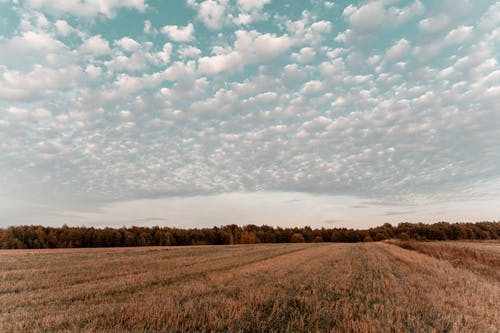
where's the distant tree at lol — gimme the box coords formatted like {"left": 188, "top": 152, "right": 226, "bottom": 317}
{"left": 239, "top": 231, "right": 257, "bottom": 244}
{"left": 399, "top": 232, "right": 410, "bottom": 241}
{"left": 313, "top": 236, "right": 323, "bottom": 242}
{"left": 374, "top": 232, "right": 388, "bottom": 241}
{"left": 290, "top": 233, "right": 305, "bottom": 243}
{"left": 363, "top": 235, "right": 373, "bottom": 242}
{"left": 1, "top": 221, "right": 499, "bottom": 248}
{"left": 219, "top": 231, "right": 234, "bottom": 245}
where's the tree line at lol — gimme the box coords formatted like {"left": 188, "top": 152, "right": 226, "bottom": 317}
{"left": 0, "top": 221, "right": 499, "bottom": 249}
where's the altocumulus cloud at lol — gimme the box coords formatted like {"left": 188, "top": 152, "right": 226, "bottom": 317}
{"left": 0, "top": 0, "right": 499, "bottom": 227}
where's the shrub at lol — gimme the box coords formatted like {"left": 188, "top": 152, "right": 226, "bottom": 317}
{"left": 290, "top": 233, "right": 305, "bottom": 243}
{"left": 399, "top": 232, "right": 410, "bottom": 241}
{"left": 313, "top": 236, "right": 323, "bottom": 242}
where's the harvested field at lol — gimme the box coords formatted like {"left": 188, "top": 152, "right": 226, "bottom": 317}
{"left": 1, "top": 242, "right": 499, "bottom": 332}
{"left": 390, "top": 240, "right": 500, "bottom": 281}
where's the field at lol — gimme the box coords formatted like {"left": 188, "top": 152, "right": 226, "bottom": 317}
{"left": 1, "top": 242, "right": 499, "bottom": 332}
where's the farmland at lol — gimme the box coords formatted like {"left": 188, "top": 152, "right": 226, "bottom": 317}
{"left": 1, "top": 242, "right": 499, "bottom": 332}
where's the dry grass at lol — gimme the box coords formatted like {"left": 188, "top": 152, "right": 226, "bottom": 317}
{"left": 1, "top": 242, "right": 499, "bottom": 332}
{"left": 389, "top": 240, "right": 500, "bottom": 282}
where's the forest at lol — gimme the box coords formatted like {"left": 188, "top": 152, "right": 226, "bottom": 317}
{"left": 1, "top": 221, "right": 499, "bottom": 249}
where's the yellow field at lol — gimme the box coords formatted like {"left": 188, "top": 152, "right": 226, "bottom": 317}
{"left": 1, "top": 242, "right": 499, "bottom": 332}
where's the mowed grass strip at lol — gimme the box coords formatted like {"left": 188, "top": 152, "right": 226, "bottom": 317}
{"left": 389, "top": 240, "right": 500, "bottom": 282}
{"left": 1, "top": 242, "right": 499, "bottom": 332}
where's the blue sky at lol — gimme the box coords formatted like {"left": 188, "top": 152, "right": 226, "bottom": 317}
{"left": 0, "top": 0, "right": 499, "bottom": 228}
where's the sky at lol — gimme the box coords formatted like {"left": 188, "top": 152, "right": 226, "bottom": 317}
{"left": 0, "top": 0, "right": 499, "bottom": 229}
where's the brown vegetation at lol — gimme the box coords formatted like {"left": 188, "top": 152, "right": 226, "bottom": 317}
{"left": 389, "top": 240, "right": 500, "bottom": 282}
{"left": 1, "top": 221, "right": 499, "bottom": 249}
{"left": 1, "top": 242, "right": 499, "bottom": 332}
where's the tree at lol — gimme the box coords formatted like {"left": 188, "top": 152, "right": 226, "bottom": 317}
{"left": 363, "top": 235, "right": 373, "bottom": 242}
{"left": 239, "top": 231, "right": 257, "bottom": 244}
{"left": 290, "top": 233, "right": 305, "bottom": 243}
{"left": 399, "top": 232, "right": 410, "bottom": 241}
{"left": 313, "top": 236, "right": 323, "bottom": 242}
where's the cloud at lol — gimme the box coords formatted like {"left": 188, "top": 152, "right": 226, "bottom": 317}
{"left": 54, "top": 20, "right": 74, "bottom": 36}
{"left": 0, "top": 31, "right": 68, "bottom": 68}
{"left": 25, "top": 0, "right": 147, "bottom": 18}
{"left": 285, "top": 14, "right": 332, "bottom": 46}
{"left": 291, "top": 47, "right": 316, "bottom": 63}
{"left": 340, "top": 1, "right": 424, "bottom": 44}
{"left": 188, "top": 0, "right": 228, "bottom": 30}
{"left": 198, "top": 29, "right": 294, "bottom": 75}
{"left": 444, "top": 25, "right": 474, "bottom": 44}
{"left": 237, "top": 0, "right": 270, "bottom": 12}
{"left": 104, "top": 53, "right": 148, "bottom": 72}
{"left": 300, "top": 80, "right": 324, "bottom": 94}
{"left": 198, "top": 52, "right": 242, "bottom": 75}
{"left": 235, "top": 29, "right": 294, "bottom": 60}
{"left": 80, "top": 35, "right": 111, "bottom": 55}
{"left": 178, "top": 46, "right": 202, "bottom": 59}
{"left": 1, "top": 0, "right": 499, "bottom": 226}
{"left": 419, "top": 15, "right": 450, "bottom": 33}
{"left": 114, "top": 37, "right": 141, "bottom": 52}
{"left": 385, "top": 39, "right": 411, "bottom": 62}
{"left": 478, "top": 2, "right": 500, "bottom": 31}
{"left": 0, "top": 65, "right": 81, "bottom": 101}
{"left": 343, "top": 2, "right": 386, "bottom": 32}
{"left": 161, "top": 23, "right": 194, "bottom": 42}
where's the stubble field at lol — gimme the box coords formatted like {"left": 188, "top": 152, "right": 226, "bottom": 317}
{"left": 1, "top": 241, "right": 499, "bottom": 332}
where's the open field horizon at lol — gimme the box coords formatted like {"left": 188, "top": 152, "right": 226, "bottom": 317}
{"left": 1, "top": 241, "right": 499, "bottom": 332}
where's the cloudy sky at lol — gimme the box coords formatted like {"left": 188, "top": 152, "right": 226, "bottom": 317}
{"left": 0, "top": 0, "right": 499, "bottom": 229}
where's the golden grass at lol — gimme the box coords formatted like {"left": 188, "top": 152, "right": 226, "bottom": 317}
{"left": 389, "top": 240, "right": 500, "bottom": 282}
{"left": 1, "top": 242, "right": 499, "bottom": 332}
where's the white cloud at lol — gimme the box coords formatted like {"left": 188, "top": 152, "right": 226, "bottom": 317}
{"left": 54, "top": 20, "right": 73, "bottom": 36}
{"left": 105, "top": 53, "right": 148, "bottom": 72}
{"left": 478, "top": 3, "right": 500, "bottom": 31}
{"left": 235, "top": 29, "right": 294, "bottom": 60}
{"left": 152, "top": 43, "right": 173, "bottom": 65}
{"left": 80, "top": 35, "right": 111, "bottom": 55}
{"left": 161, "top": 23, "right": 194, "bottom": 42}
{"left": 2, "top": 65, "right": 81, "bottom": 91}
{"left": 6, "top": 107, "right": 30, "bottom": 120}
{"left": 0, "top": 31, "right": 67, "bottom": 67}
{"left": 385, "top": 39, "right": 411, "bottom": 62}
{"left": 340, "top": 1, "right": 423, "bottom": 44}
{"left": 178, "top": 46, "right": 202, "bottom": 59}
{"left": 237, "top": 0, "right": 270, "bottom": 12}
{"left": 2, "top": 0, "right": 500, "bottom": 225}
{"left": 232, "top": 13, "right": 253, "bottom": 25}
{"left": 190, "top": 0, "right": 228, "bottom": 30}
{"left": 198, "top": 29, "right": 294, "bottom": 75}
{"left": 25, "top": 0, "right": 147, "bottom": 18}
{"left": 343, "top": 2, "right": 385, "bottom": 31}
{"left": 291, "top": 47, "right": 316, "bottom": 63}
{"left": 144, "top": 20, "right": 155, "bottom": 34}
{"left": 444, "top": 26, "right": 474, "bottom": 45}
{"left": 198, "top": 52, "right": 243, "bottom": 75}
{"left": 325, "top": 2, "right": 335, "bottom": 9}
{"left": 419, "top": 15, "right": 450, "bottom": 33}
{"left": 85, "top": 65, "right": 102, "bottom": 79}
{"left": 114, "top": 37, "right": 141, "bottom": 52}
{"left": 301, "top": 80, "right": 324, "bottom": 94}
{"left": 32, "top": 108, "right": 52, "bottom": 119}
{"left": 286, "top": 15, "right": 332, "bottom": 45}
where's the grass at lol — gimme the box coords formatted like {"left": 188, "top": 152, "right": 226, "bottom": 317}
{"left": 1, "top": 242, "right": 499, "bottom": 332}
{"left": 389, "top": 240, "right": 500, "bottom": 281}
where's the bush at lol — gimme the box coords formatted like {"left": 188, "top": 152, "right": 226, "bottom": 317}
{"left": 313, "top": 236, "right": 323, "bottom": 242}
{"left": 399, "top": 232, "right": 410, "bottom": 241}
{"left": 290, "top": 233, "right": 305, "bottom": 243}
